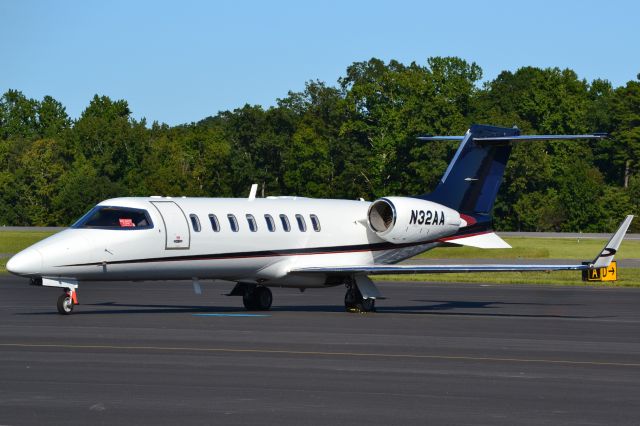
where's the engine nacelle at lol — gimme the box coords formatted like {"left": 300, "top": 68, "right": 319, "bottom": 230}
{"left": 367, "top": 197, "right": 462, "bottom": 243}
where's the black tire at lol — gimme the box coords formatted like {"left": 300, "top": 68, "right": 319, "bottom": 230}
{"left": 344, "top": 288, "right": 358, "bottom": 310}
{"left": 57, "top": 293, "right": 73, "bottom": 315}
{"left": 345, "top": 286, "right": 364, "bottom": 312}
{"left": 254, "top": 286, "right": 273, "bottom": 311}
{"left": 242, "top": 292, "right": 257, "bottom": 310}
{"left": 344, "top": 286, "right": 375, "bottom": 313}
{"left": 243, "top": 286, "right": 273, "bottom": 311}
{"left": 360, "top": 297, "right": 376, "bottom": 312}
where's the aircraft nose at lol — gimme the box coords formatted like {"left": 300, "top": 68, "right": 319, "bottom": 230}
{"left": 6, "top": 248, "right": 43, "bottom": 276}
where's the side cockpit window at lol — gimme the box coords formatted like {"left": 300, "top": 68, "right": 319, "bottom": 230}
{"left": 72, "top": 206, "right": 153, "bottom": 230}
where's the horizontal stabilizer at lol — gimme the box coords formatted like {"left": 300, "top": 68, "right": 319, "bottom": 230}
{"left": 474, "top": 134, "right": 607, "bottom": 143}
{"left": 444, "top": 232, "right": 511, "bottom": 249}
{"left": 417, "top": 136, "right": 465, "bottom": 141}
{"left": 418, "top": 133, "right": 607, "bottom": 143}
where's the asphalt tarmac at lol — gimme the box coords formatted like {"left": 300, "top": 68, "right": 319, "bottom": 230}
{"left": 1, "top": 275, "right": 639, "bottom": 425}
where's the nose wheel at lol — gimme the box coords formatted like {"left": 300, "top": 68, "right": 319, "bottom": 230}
{"left": 56, "top": 289, "right": 78, "bottom": 315}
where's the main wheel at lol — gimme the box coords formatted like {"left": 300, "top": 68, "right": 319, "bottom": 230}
{"left": 254, "top": 286, "right": 272, "bottom": 311}
{"left": 344, "top": 285, "right": 375, "bottom": 313}
{"left": 57, "top": 293, "right": 74, "bottom": 315}
{"left": 242, "top": 292, "right": 257, "bottom": 310}
{"left": 344, "top": 286, "right": 359, "bottom": 311}
{"left": 243, "top": 286, "right": 273, "bottom": 311}
{"left": 360, "top": 297, "right": 376, "bottom": 312}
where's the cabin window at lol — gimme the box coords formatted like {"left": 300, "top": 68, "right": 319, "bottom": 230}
{"left": 246, "top": 214, "right": 258, "bottom": 232}
{"left": 208, "top": 214, "right": 220, "bottom": 232}
{"left": 279, "top": 214, "right": 291, "bottom": 232}
{"left": 190, "top": 214, "right": 201, "bottom": 232}
{"left": 228, "top": 214, "right": 239, "bottom": 232}
{"left": 72, "top": 206, "right": 153, "bottom": 230}
{"left": 265, "top": 214, "right": 276, "bottom": 232}
{"left": 295, "top": 214, "right": 307, "bottom": 232}
{"left": 310, "top": 214, "right": 321, "bottom": 232}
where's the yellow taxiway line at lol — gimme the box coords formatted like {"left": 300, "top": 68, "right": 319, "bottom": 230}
{"left": 1, "top": 342, "right": 638, "bottom": 368}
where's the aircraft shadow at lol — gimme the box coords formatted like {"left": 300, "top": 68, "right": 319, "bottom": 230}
{"left": 375, "top": 299, "right": 606, "bottom": 319}
{"left": 17, "top": 301, "right": 345, "bottom": 315}
{"left": 15, "top": 299, "right": 609, "bottom": 319}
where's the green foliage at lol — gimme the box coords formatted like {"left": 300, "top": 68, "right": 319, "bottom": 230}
{"left": 337, "top": 57, "right": 481, "bottom": 197}
{"left": 0, "top": 58, "right": 638, "bottom": 231}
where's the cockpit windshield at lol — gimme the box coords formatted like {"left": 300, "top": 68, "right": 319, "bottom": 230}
{"left": 72, "top": 206, "right": 153, "bottom": 229}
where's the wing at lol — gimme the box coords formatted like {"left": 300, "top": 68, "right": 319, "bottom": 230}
{"left": 291, "top": 263, "right": 588, "bottom": 275}
{"left": 291, "top": 216, "right": 633, "bottom": 276}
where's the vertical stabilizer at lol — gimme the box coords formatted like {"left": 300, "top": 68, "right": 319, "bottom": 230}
{"left": 419, "top": 124, "right": 519, "bottom": 217}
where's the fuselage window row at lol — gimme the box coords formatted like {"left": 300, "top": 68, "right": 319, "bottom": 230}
{"left": 197, "top": 212, "right": 319, "bottom": 233}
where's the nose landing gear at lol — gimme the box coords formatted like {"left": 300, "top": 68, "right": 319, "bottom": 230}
{"left": 35, "top": 278, "right": 80, "bottom": 315}
{"left": 56, "top": 288, "right": 78, "bottom": 315}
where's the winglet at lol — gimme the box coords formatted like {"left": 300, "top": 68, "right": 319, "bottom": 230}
{"left": 591, "top": 215, "right": 634, "bottom": 268}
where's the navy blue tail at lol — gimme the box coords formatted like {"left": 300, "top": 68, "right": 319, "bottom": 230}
{"left": 418, "top": 124, "right": 520, "bottom": 218}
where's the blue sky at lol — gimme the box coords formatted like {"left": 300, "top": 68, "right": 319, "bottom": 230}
{"left": 1, "top": 0, "right": 638, "bottom": 125}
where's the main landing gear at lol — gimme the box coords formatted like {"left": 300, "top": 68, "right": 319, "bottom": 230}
{"left": 242, "top": 286, "right": 273, "bottom": 311}
{"left": 344, "top": 283, "right": 375, "bottom": 313}
{"left": 56, "top": 288, "right": 78, "bottom": 315}
{"left": 227, "top": 283, "right": 273, "bottom": 311}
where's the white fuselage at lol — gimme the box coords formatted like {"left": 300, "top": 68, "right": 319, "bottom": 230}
{"left": 8, "top": 196, "right": 447, "bottom": 288}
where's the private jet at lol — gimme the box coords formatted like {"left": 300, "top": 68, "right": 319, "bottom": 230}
{"left": 7, "top": 124, "right": 633, "bottom": 314}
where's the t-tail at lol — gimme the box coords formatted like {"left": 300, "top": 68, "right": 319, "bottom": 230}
{"left": 415, "top": 124, "right": 607, "bottom": 248}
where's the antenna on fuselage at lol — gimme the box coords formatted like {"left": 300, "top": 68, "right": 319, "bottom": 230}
{"left": 248, "top": 183, "right": 258, "bottom": 200}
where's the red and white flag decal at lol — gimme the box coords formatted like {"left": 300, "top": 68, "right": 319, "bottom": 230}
{"left": 119, "top": 218, "right": 135, "bottom": 227}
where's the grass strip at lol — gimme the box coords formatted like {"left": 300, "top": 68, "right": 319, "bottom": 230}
{"left": 416, "top": 237, "right": 640, "bottom": 260}
{"left": 0, "top": 231, "right": 58, "bottom": 274}
{"left": 0, "top": 231, "right": 58, "bottom": 254}
{"left": 373, "top": 268, "right": 640, "bottom": 287}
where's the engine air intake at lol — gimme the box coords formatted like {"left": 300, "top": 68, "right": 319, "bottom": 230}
{"left": 366, "top": 196, "right": 462, "bottom": 243}
{"left": 368, "top": 199, "right": 395, "bottom": 232}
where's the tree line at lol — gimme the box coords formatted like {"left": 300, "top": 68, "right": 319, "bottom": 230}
{"left": 1, "top": 57, "right": 639, "bottom": 231}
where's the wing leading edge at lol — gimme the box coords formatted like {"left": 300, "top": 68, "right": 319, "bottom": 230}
{"left": 291, "top": 216, "right": 633, "bottom": 276}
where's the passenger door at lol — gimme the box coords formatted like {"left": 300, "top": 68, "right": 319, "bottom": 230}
{"left": 150, "top": 201, "right": 190, "bottom": 249}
